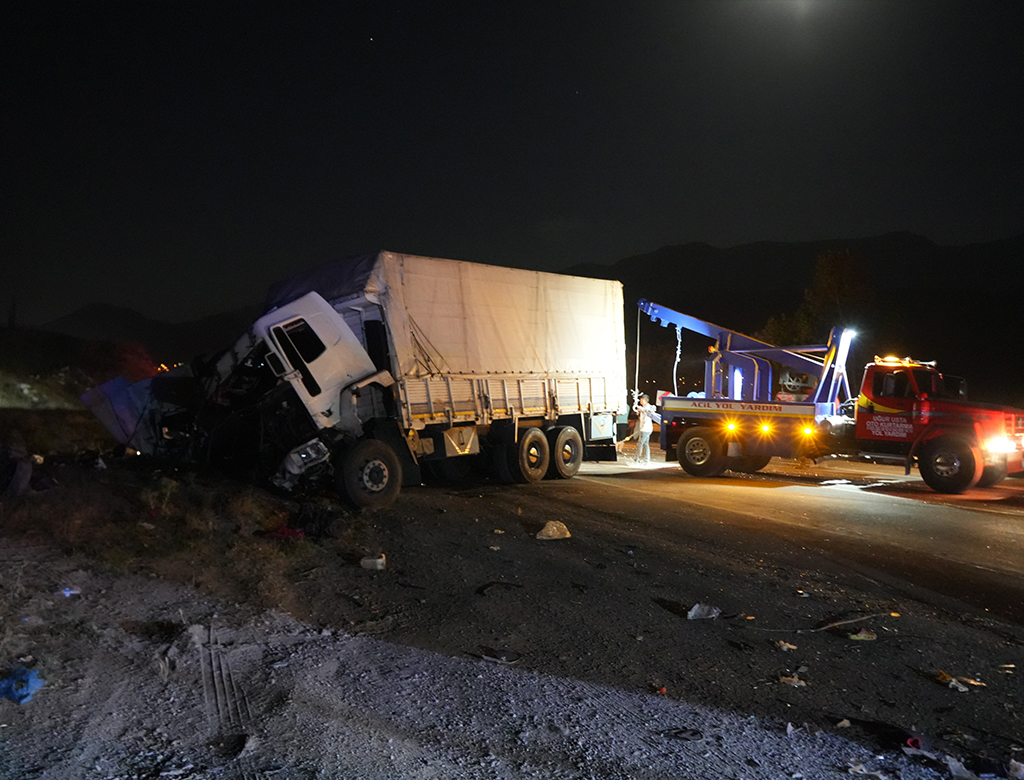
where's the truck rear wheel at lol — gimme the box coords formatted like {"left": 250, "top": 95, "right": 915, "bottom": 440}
{"left": 496, "top": 427, "right": 549, "bottom": 484}
{"left": 336, "top": 439, "right": 402, "bottom": 509}
{"left": 919, "top": 436, "right": 983, "bottom": 494}
{"left": 729, "top": 455, "right": 772, "bottom": 473}
{"left": 677, "top": 427, "right": 726, "bottom": 477}
{"left": 546, "top": 426, "right": 583, "bottom": 479}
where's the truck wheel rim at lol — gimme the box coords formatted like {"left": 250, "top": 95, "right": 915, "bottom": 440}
{"left": 360, "top": 459, "right": 389, "bottom": 492}
{"left": 685, "top": 438, "right": 711, "bottom": 466}
{"left": 932, "top": 451, "right": 961, "bottom": 478}
{"left": 526, "top": 443, "right": 543, "bottom": 468}
{"left": 560, "top": 440, "right": 578, "bottom": 466}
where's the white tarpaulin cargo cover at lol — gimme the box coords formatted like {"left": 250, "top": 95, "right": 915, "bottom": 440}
{"left": 267, "top": 251, "right": 627, "bottom": 384}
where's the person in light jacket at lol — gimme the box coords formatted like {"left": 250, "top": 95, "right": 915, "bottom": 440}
{"left": 632, "top": 394, "right": 661, "bottom": 465}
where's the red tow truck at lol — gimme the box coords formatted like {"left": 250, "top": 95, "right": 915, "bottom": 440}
{"left": 638, "top": 300, "right": 1024, "bottom": 493}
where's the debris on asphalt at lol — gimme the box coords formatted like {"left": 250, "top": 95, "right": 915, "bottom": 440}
{"left": 54, "top": 587, "right": 81, "bottom": 597}
{"left": 687, "top": 603, "right": 721, "bottom": 620}
{"left": 775, "top": 640, "right": 798, "bottom": 652}
{"left": 847, "top": 762, "right": 890, "bottom": 779}
{"left": 808, "top": 612, "right": 891, "bottom": 633}
{"left": 936, "top": 670, "right": 985, "bottom": 691}
{"left": 0, "top": 667, "right": 45, "bottom": 704}
{"left": 779, "top": 674, "right": 807, "bottom": 687}
{"left": 477, "top": 645, "right": 520, "bottom": 665}
{"left": 848, "top": 628, "right": 877, "bottom": 641}
{"left": 836, "top": 719, "right": 851, "bottom": 728}
{"left": 536, "top": 520, "right": 570, "bottom": 539}
{"left": 475, "top": 581, "right": 523, "bottom": 597}
{"left": 360, "top": 554, "right": 386, "bottom": 570}
{"left": 659, "top": 727, "right": 703, "bottom": 742}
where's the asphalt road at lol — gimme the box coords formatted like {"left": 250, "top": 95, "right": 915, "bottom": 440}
{"left": 567, "top": 455, "right": 1024, "bottom": 626}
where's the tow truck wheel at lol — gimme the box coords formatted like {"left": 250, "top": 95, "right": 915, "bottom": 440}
{"left": 677, "top": 426, "right": 727, "bottom": 477}
{"left": 729, "top": 455, "right": 772, "bottom": 473}
{"left": 336, "top": 439, "right": 402, "bottom": 509}
{"left": 977, "top": 463, "right": 1008, "bottom": 488}
{"left": 546, "top": 426, "right": 583, "bottom": 479}
{"left": 919, "top": 436, "right": 984, "bottom": 494}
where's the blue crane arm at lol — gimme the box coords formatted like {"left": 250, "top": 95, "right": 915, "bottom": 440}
{"left": 637, "top": 299, "right": 827, "bottom": 375}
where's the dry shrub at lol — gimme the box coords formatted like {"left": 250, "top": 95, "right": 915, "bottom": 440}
{"left": 224, "top": 489, "right": 291, "bottom": 536}
{"left": 0, "top": 410, "right": 115, "bottom": 456}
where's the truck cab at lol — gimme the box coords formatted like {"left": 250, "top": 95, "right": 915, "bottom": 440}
{"left": 852, "top": 356, "right": 1024, "bottom": 491}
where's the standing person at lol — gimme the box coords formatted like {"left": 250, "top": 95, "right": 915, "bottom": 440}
{"left": 632, "top": 393, "right": 661, "bottom": 466}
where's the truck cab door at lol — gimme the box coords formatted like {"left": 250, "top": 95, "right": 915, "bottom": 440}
{"left": 255, "top": 293, "right": 379, "bottom": 430}
{"left": 855, "top": 367, "right": 923, "bottom": 443}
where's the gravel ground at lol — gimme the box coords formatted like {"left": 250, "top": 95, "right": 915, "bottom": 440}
{"left": 2, "top": 457, "right": 1023, "bottom": 779}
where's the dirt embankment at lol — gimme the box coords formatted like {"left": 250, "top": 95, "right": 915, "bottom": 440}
{"left": 1, "top": 442, "right": 1023, "bottom": 778}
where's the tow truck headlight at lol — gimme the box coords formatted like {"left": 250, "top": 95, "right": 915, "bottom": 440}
{"left": 983, "top": 436, "right": 1017, "bottom": 453}
{"left": 801, "top": 426, "right": 815, "bottom": 437}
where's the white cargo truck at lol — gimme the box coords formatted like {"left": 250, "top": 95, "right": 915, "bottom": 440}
{"left": 84, "top": 251, "right": 628, "bottom": 508}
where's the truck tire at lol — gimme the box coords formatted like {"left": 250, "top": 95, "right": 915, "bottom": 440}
{"left": 729, "top": 455, "right": 772, "bottom": 473}
{"left": 919, "top": 436, "right": 983, "bottom": 494}
{"left": 977, "top": 462, "right": 1008, "bottom": 488}
{"left": 496, "top": 427, "right": 549, "bottom": 484}
{"left": 546, "top": 426, "right": 583, "bottom": 479}
{"left": 677, "top": 427, "right": 726, "bottom": 477}
{"left": 336, "top": 439, "right": 402, "bottom": 509}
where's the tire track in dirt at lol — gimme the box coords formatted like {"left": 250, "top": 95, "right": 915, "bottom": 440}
{"left": 193, "top": 623, "right": 262, "bottom": 780}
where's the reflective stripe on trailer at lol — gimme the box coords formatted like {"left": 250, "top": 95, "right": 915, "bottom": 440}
{"left": 661, "top": 397, "right": 814, "bottom": 419}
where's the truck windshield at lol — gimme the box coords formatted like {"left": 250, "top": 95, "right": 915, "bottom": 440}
{"left": 911, "top": 369, "right": 954, "bottom": 399}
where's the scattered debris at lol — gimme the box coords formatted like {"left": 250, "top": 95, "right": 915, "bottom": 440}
{"left": 475, "top": 581, "right": 523, "bottom": 597}
{"left": 0, "top": 668, "right": 45, "bottom": 704}
{"left": 836, "top": 719, "right": 851, "bottom": 728}
{"left": 360, "top": 554, "right": 386, "bottom": 570}
{"left": 536, "top": 520, "right": 570, "bottom": 539}
{"left": 945, "top": 756, "right": 982, "bottom": 780}
{"left": 492, "top": 529, "right": 505, "bottom": 534}
{"left": 936, "top": 670, "right": 985, "bottom": 692}
{"left": 659, "top": 727, "right": 703, "bottom": 742}
{"left": 847, "top": 762, "right": 890, "bottom": 779}
{"left": 687, "top": 603, "right": 721, "bottom": 620}
{"left": 808, "top": 612, "right": 892, "bottom": 633}
{"left": 54, "top": 587, "right": 81, "bottom": 598}
{"left": 477, "top": 645, "right": 520, "bottom": 665}
{"left": 779, "top": 674, "right": 807, "bottom": 687}
{"left": 776, "top": 640, "right": 798, "bottom": 652}
{"left": 848, "top": 628, "right": 877, "bottom": 641}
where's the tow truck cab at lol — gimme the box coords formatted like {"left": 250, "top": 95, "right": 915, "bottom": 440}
{"left": 851, "top": 356, "right": 1024, "bottom": 489}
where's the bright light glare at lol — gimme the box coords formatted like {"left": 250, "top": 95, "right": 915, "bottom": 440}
{"left": 984, "top": 436, "right": 1017, "bottom": 453}
{"left": 802, "top": 427, "right": 814, "bottom": 436}
{"left": 761, "top": 424, "right": 771, "bottom": 433}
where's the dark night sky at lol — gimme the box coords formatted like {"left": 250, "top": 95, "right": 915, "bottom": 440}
{"left": 3, "top": 1, "right": 1022, "bottom": 326}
